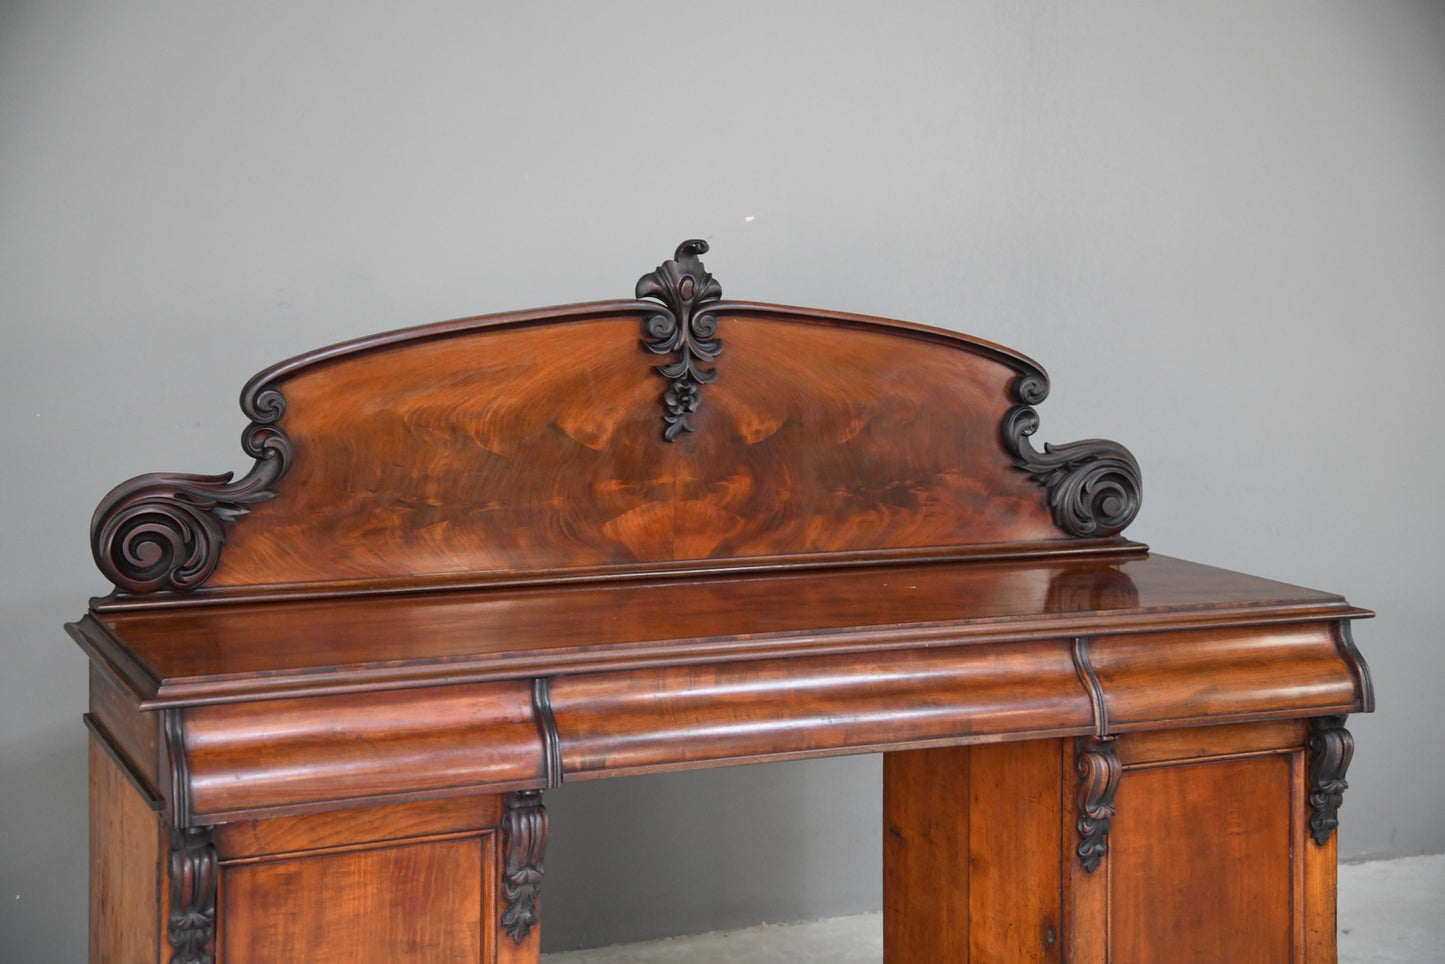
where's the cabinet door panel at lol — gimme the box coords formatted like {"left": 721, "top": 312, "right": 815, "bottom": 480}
{"left": 220, "top": 835, "right": 492, "bottom": 963}
{"left": 1109, "top": 755, "right": 1293, "bottom": 963}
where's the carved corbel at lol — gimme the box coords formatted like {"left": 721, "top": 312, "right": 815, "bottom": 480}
{"left": 1076, "top": 737, "right": 1122, "bottom": 873}
{"left": 167, "top": 825, "right": 217, "bottom": 964}
{"left": 1308, "top": 715, "right": 1354, "bottom": 845}
{"left": 501, "top": 789, "right": 549, "bottom": 943}
{"left": 637, "top": 240, "right": 723, "bottom": 442}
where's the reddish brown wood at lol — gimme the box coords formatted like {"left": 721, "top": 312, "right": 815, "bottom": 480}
{"left": 212, "top": 795, "right": 504, "bottom": 861}
{"left": 90, "top": 738, "right": 166, "bottom": 964}
{"left": 883, "top": 746, "right": 972, "bottom": 961}
{"left": 71, "top": 555, "right": 1364, "bottom": 707}
{"left": 553, "top": 639, "right": 1092, "bottom": 778}
{"left": 219, "top": 836, "right": 491, "bottom": 962}
{"left": 179, "top": 680, "right": 546, "bottom": 822}
{"left": 71, "top": 246, "right": 1373, "bottom": 960}
{"left": 1109, "top": 754, "right": 1296, "bottom": 962}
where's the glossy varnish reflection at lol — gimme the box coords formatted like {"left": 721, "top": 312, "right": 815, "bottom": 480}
{"left": 71, "top": 245, "right": 1371, "bottom": 961}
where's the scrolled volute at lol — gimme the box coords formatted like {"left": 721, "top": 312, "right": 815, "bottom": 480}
{"left": 91, "top": 387, "right": 292, "bottom": 595}
{"left": 1002, "top": 377, "right": 1141, "bottom": 538}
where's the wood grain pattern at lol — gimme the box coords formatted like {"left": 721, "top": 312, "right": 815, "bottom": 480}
{"left": 81, "top": 555, "right": 1365, "bottom": 708}
{"left": 89, "top": 737, "right": 165, "bottom": 964}
{"left": 966, "top": 739, "right": 1065, "bottom": 963}
{"left": 170, "top": 306, "right": 1067, "bottom": 596}
{"left": 212, "top": 795, "right": 504, "bottom": 861}
{"left": 218, "top": 836, "right": 490, "bottom": 962}
{"left": 1109, "top": 754, "right": 1295, "bottom": 963}
{"left": 552, "top": 640, "right": 1092, "bottom": 777}
{"left": 883, "top": 746, "right": 973, "bottom": 961}
{"left": 69, "top": 247, "right": 1374, "bottom": 961}
{"left": 1091, "top": 624, "right": 1361, "bottom": 729}
{"left": 180, "top": 680, "right": 544, "bottom": 821}
{"left": 882, "top": 740, "right": 1066, "bottom": 963}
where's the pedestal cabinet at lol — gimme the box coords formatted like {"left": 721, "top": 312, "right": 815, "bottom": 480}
{"left": 70, "top": 241, "right": 1371, "bottom": 962}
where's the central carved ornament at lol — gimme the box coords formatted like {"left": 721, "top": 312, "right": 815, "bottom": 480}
{"left": 637, "top": 239, "right": 723, "bottom": 442}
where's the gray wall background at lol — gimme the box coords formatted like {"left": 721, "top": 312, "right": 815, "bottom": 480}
{"left": 2, "top": 2, "right": 1441, "bottom": 958}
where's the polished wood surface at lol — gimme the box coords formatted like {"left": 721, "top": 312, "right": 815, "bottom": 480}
{"left": 71, "top": 243, "right": 1371, "bottom": 961}
{"left": 75, "top": 554, "right": 1363, "bottom": 705}
{"left": 883, "top": 722, "right": 1338, "bottom": 963}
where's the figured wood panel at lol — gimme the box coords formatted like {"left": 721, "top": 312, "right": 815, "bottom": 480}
{"left": 205, "top": 309, "right": 1059, "bottom": 592}
{"left": 219, "top": 835, "right": 491, "bottom": 963}
{"left": 89, "top": 737, "right": 165, "bottom": 964}
{"left": 1108, "top": 755, "right": 1294, "bottom": 963}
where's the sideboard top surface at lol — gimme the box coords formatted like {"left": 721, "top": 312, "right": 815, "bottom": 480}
{"left": 72, "top": 553, "right": 1368, "bottom": 709}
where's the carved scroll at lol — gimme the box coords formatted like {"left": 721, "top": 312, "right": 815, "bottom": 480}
{"left": 1003, "top": 375, "right": 1142, "bottom": 537}
{"left": 167, "top": 825, "right": 217, "bottom": 964}
{"left": 91, "top": 387, "right": 292, "bottom": 594}
{"left": 637, "top": 239, "right": 723, "bottom": 441}
{"left": 501, "top": 790, "right": 548, "bottom": 943}
{"left": 1076, "top": 737, "right": 1121, "bottom": 873}
{"left": 1308, "top": 715, "right": 1354, "bottom": 845}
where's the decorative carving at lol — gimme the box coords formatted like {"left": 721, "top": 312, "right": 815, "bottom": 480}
{"left": 1002, "top": 375, "right": 1142, "bottom": 537}
{"left": 1076, "top": 737, "right": 1121, "bottom": 873}
{"left": 167, "top": 825, "right": 217, "bottom": 964}
{"left": 1308, "top": 715, "right": 1354, "bottom": 845}
{"left": 637, "top": 239, "right": 723, "bottom": 441}
{"left": 501, "top": 790, "right": 548, "bottom": 943}
{"left": 91, "top": 387, "right": 292, "bottom": 594}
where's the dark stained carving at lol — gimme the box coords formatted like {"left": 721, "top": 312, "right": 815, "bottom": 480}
{"left": 637, "top": 239, "right": 723, "bottom": 441}
{"left": 1076, "top": 737, "right": 1121, "bottom": 873}
{"left": 501, "top": 789, "right": 548, "bottom": 944}
{"left": 168, "top": 825, "right": 217, "bottom": 964}
{"left": 91, "top": 388, "right": 292, "bottom": 595}
{"left": 163, "top": 708, "right": 193, "bottom": 825}
{"left": 532, "top": 677, "right": 563, "bottom": 788}
{"left": 1003, "top": 375, "right": 1142, "bottom": 538}
{"left": 1308, "top": 715, "right": 1354, "bottom": 845}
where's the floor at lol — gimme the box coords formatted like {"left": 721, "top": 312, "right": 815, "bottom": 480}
{"left": 543, "top": 853, "right": 1445, "bottom": 963}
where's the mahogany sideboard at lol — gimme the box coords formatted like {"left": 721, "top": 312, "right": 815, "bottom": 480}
{"left": 70, "top": 241, "right": 1373, "bottom": 963}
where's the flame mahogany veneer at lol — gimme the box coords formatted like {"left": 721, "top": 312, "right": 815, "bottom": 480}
{"left": 72, "top": 242, "right": 1372, "bottom": 962}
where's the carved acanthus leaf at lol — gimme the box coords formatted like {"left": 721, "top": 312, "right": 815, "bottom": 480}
{"left": 168, "top": 825, "right": 217, "bottom": 964}
{"left": 1076, "top": 738, "right": 1121, "bottom": 873}
{"left": 1308, "top": 715, "right": 1354, "bottom": 845}
{"left": 501, "top": 790, "right": 549, "bottom": 944}
{"left": 637, "top": 239, "right": 723, "bottom": 442}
